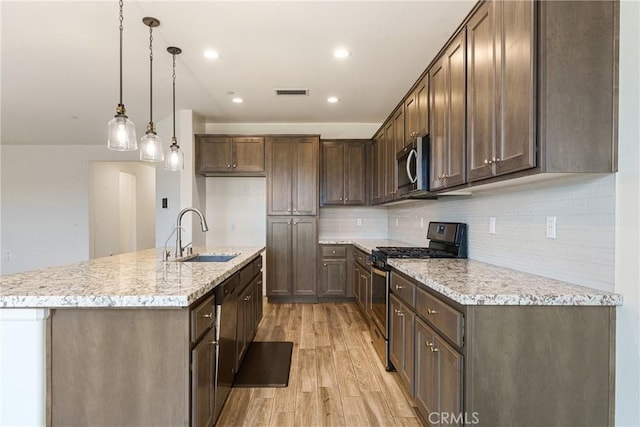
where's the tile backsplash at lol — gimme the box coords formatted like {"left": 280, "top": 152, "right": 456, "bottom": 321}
{"left": 319, "top": 207, "right": 388, "bottom": 240}
{"left": 388, "top": 175, "right": 616, "bottom": 292}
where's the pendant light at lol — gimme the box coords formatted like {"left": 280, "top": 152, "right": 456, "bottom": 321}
{"left": 165, "top": 47, "right": 184, "bottom": 171}
{"left": 107, "top": 0, "right": 137, "bottom": 151}
{"left": 139, "top": 17, "right": 164, "bottom": 162}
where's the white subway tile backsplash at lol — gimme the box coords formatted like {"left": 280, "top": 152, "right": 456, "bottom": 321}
{"left": 319, "top": 207, "right": 388, "bottom": 239}
{"left": 388, "top": 175, "right": 616, "bottom": 292}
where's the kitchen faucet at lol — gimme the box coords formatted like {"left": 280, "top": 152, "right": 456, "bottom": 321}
{"left": 175, "top": 207, "right": 209, "bottom": 258}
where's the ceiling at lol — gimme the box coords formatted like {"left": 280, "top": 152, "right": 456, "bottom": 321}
{"left": 1, "top": 1, "right": 475, "bottom": 145}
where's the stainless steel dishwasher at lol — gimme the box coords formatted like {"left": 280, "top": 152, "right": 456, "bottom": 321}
{"left": 213, "top": 276, "right": 238, "bottom": 422}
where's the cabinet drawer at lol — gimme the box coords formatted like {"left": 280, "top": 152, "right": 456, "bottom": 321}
{"left": 240, "top": 261, "right": 256, "bottom": 287}
{"left": 321, "top": 245, "right": 347, "bottom": 259}
{"left": 353, "top": 248, "right": 369, "bottom": 267}
{"left": 191, "top": 294, "right": 215, "bottom": 343}
{"left": 416, "top": 287, "right": 463, "bottom": 347}
{"left": 390, "top": 272, "right": 416, "bottom": 308}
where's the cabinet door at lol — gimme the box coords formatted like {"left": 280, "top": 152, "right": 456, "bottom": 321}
{"left": 353, "top": 264, "right": 361, "bottom": 304}
{"left": 320, "top": 259, "right": 347, "bottom": 297}
{"left": 435, "top": 335, "right": 463, "bottom": 427}
{"left": 197, "top": 136, "right": 233, "bottom": 174}
{"left": 236, "top": 284, "right": 250, "bottom": 369}
{"left": 233, "top": 137, "right": 265, "bottom": 174}
{"left": 371, "top": 132, "right": 383, "bottom": 204}
{"left": 495, "top": 0, "right": 535, "bottom": 176}
{"left": 416, "top": 75, "right": 429, "bottom": 137}
{"left": 390, "top": 295, "right": 415, "bottom": 396}
{"left": 266, "top": 217, "right": 292, "bottom": 296}
{"left": 405, "top": 91, "right": 418, "bottom": 145}
{"left": 384, "top": 119, "right": 395, "bottom": 201}
{"left": 359, "top": 270, "right": 369, "bottom": 314}
{"left": 292, "top": 217, "right": 317, "bottom": 296}
{"left": 429, "top": 57, "right": 447, "bottom": 191}
{"left": 467, "top": 2, "right": 496, "bottom": 183}
{"left": 254, "top": 275, "right": 263, "bottom": 328}
{"left": 445, "top": 31, "right": 467, "bottom": 188}
{"left": 406, "top": 75, "right": 428, "bottom": 144}
{"left": 266, "top": 137, "right": 293, "bottom": 215}
{"left": 191, "top": 328, "right": 216, "bottom": 427}
{"left": 344, "top": 142, "right": 367, "bottom": 205}
{"left": 292, "top": 137, "right": 319, "bottom": 216}
{"left": 321, "top": 141, "right": 345, "bottom": 205}
{"left": 415, "top": 319, "right": 437, "bottom": 424}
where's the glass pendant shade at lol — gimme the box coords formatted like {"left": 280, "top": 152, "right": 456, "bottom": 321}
{"left": 165, "top": 140, "right": 184, "bottom": 171}
{"left": 139, "top": 131, "right": 164, "bottom": 162}
{"left": 107, "top": 113, "right": 137, "bottom": 151}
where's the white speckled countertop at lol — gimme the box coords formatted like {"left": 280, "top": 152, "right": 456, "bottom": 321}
{"left": 0, "top": 247, "right": 264, "bottom": 308}
{"left": 319, "top": 240, "right": 622, "bottom": 306}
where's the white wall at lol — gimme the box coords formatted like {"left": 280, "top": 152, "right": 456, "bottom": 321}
{"left": 205, "top": 122, "right": 380, "bottom": 139}
{"left": 205, "top": 177, "right": 266, "bottom": 247}
{"left": 388, "top": 175, "right": 616, "bottom": 292}
{"left": 615, "top": 1, "right": 640, "bottom": 425}
{"left": 0, "top": 145, "right": 140, "bottom": 274}
{"left": 89, "top": 161, "right": 156, "bottom": 259}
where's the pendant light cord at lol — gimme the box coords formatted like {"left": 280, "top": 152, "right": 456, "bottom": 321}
{"left": 172, "top": 53, "right": 176, "bottom": 140}
{"left": 148, "top": 25, "right": 154, "bottom": 126}
{"left": 118, "top": 0, "right": 124, "bottom": 105}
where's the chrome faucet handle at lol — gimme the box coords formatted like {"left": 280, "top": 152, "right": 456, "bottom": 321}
{"left": 186, "top": 246, "right": 193, "bottom": 256}
{"left": 162, "top": 249, "right": 171, "bottom": 261}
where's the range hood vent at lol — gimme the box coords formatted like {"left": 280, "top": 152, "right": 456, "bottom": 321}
{"left": 274, "top": 89, "right": 309, "bottom": 96}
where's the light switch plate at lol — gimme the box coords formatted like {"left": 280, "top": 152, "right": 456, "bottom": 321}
{"left": 356, "top": 218, "right": 362, "bottom": 226}
{"left": 489, "top": 217, "right": 496, "bottom": 235}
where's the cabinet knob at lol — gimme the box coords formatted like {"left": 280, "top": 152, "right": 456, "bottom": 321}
{"left": 227, "top": 164, "right": 231, "bottom": 168}
{"left": 493, "top": 157, "right": 501, "bottom": 163}
{"left": 431, "top": 346, "right": 439, "bottom": 353}
{"left": 339, "top": 198, "right": 343, "bottom": 201}
{"left": 395, "top": 284, "right": 404, "bottom": 290}
{"left": 209, "top": 341, "right": 219, "bottom": 346}
{"left": 287, "top": 220, "right": 291, "bottom": 225}
{"left": 201, "top": 313, "right": 213, "bottom": 319}
{"left": 427, "top": 308, "right": 438, "bottom": 315}
{"left": 294, "top": 209, "right": 298, "bottom": 213}
{"left": 287, "top": 209, "right": 291, "bottom": 212}
{"left": 361, "top": 275, "right": 367, "bottom": 279}
{"left": 244, "top": 295, "right": 252, "bottom": 301}
{"left": 345, "top": 198, "right": 348, "bottom": 201}
{"left": 426, "top": 341, "right": 433, "bottom": 348}
{"left": 324, "top": 263, "right": 328, "bottom": 266}
{"left": 233, "top": 164, "right": 237, "bottom": 168}
{"left": 332, "top": 250, "right": 336, "bottom": 254}
{"left": 483, "top": 159, "right": 489, "bottom": 165}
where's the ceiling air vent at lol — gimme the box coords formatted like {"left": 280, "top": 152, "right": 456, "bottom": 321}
{"left": 274, "top": 89, "right": 309, "bottom": 96}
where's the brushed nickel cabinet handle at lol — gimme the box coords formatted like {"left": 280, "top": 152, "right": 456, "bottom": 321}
{"left": 427, "top": 308, "right": 438, "bottom": 315}
{"left": 395, "top": 285, "right": 404, "bottom": 290}
{"left": 426, "top": 341, "right": 433, "bottom": 348}
{"left": 431, "top": 347, "right": 439, "bottom": 353}
{"left": 201, "top": 313, "right": 213, "bottom": 319}
{"left": 209, "top": 341, "right": 219, "bottom": 346}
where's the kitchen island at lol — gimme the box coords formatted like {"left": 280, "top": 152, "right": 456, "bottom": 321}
{"left": 0, "top": 246, "right": 264, "bottom": 427}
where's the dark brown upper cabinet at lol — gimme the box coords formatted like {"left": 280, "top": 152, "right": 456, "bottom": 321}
{"left": 196, "top": 135, "right": 265, "bottom": 176}
{"left": 405, "top": 74, "right": 429, "bottom": 147}
{"left": 429, "top": 30, "right": 467, "bottom": 192}
{"left": 320, "top": 140, "right": 368, "bottom": 206}
{"left": 266, "top": 136, "right": 319, "bottom": 216}
{"left": 466, "top": 0, "right": 535, "bottom": 182}
{"left": 371, "top": 131, "right": 384, "bottom": 205}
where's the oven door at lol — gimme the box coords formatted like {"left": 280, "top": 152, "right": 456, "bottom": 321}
{"left": 369, "top": 266, "right": 389, "bottom": 337}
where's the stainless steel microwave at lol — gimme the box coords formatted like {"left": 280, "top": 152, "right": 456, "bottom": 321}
{"left": 396, "top": 135, "right": 435, "bottom": 199}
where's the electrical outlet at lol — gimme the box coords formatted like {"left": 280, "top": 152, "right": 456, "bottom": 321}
{"left": 420, "top": 218, "right": 424, "bottom": 228}
{"left": 489, "top": 217, "right": 496, "bottom": 235}
{"left": 4, "top": 251, "right": 11, "bottom": 262}
{"left": 356, "top": 218, "right": 362, "bottom": 226}
{"left": 546, "top": 216, "right": 557, "bottom": 239}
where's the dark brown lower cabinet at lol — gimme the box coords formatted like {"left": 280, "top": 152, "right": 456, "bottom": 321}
{"left": 319, "top": 245, "right": 350, "bottom": 298}
{"left": 415, "top": 318, "right": 462, "bottom": 427}
{"left": 236, "top": 281, "right": 255, "bottom": 370}
{"left": 390, "top": 295, "right": 416, "bottom": 396}
{"left": 266, "top": 216, "right": 317, "bottom": 298}
{"left": 351, "top": 247, "right": 370, "bottom": 315}
{"left": 192, "top": 327, "right": 216, "bottom": 427}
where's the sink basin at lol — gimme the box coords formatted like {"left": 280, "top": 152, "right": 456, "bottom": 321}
{"left": 181, "top": 254, "right": 238, "bottom": 263}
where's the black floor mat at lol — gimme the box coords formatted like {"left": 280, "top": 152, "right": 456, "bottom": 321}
{"left": 233, "top": 341, "right": 294, "bottom": 388}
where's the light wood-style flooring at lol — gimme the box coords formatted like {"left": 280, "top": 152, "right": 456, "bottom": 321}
{"left": 217, "top": 300, "right": 423, "bottom": 426}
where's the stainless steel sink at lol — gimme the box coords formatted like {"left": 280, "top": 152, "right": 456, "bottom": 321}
{"left": 180, "top": 254, "right": 238, "bottom": 263}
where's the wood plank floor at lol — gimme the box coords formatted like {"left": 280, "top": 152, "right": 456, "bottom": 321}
{"left": 217, "top": 300, "right": 423, "bottom": 426}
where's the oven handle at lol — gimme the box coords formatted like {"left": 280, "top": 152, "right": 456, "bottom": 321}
{"left": 406, "top": 149, "right": 418, "bottom": 184}
{"left": 371, "top": 266, "right": 389, "bottom": 278}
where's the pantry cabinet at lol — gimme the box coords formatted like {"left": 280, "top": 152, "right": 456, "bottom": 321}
{"left": 266, "top": 216, "right": 317, "bottom": 298}
{"left": 266, "top": 136, "right": 319, "bottom": 216}
{"left": 429, "top": 30, "right": 467, "bottom": 192}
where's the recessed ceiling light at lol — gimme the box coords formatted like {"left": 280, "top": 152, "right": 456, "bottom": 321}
{"left": 332, "top": 48, "right": 351, "bottom": 59}
{"left": 203, "top": 49, "right": 219, "bottom": 59}
{"left": 327, "top": 97, "right": 339, "bottom": 103}
{"left": 232, "top": 97, "right": 244, "bottom": 104}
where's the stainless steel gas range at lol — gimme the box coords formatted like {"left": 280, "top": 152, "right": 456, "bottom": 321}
{"left": 368, "top": 222, "right": 467, "bottom": 370}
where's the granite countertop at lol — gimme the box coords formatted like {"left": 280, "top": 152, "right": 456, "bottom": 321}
{"left": 389, "top": 258, "right": 622, "bottom": 306}
{"left": 0, "top": 246, "right": 264, "bottom": 308}
{"left": 319, "top": 239, "right": 621, "bottom": 306}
